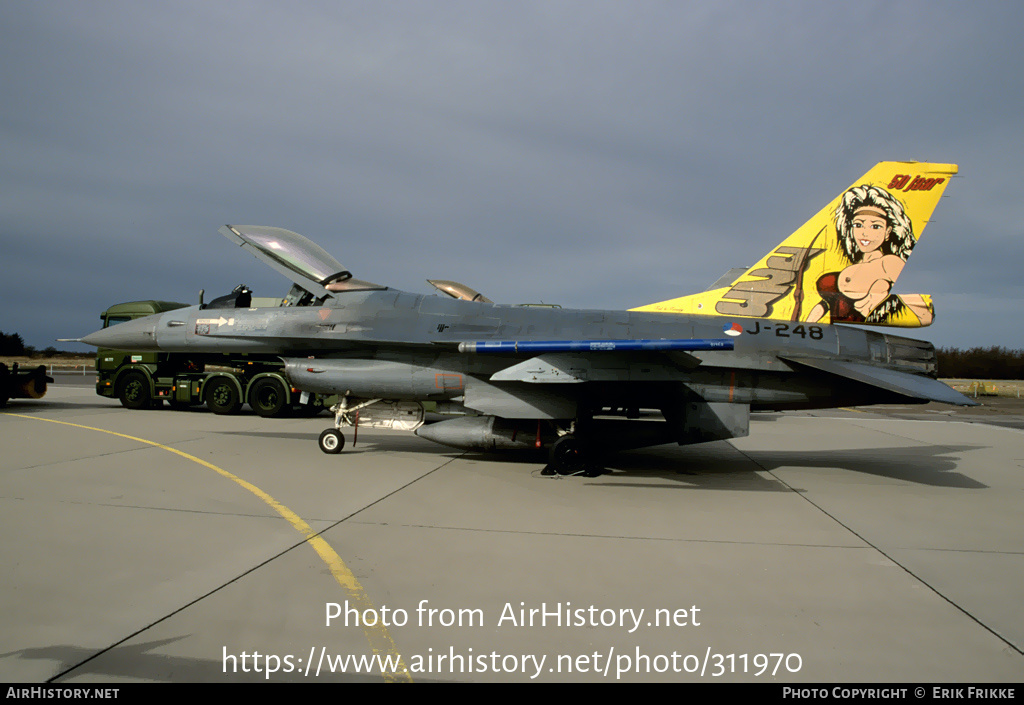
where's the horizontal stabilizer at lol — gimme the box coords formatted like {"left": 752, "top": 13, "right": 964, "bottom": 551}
{"left": 458, "top": 338, "right": 734, "bottom": 354}
{"left": 781, "top": 355, "right": 977, "bottom": 406}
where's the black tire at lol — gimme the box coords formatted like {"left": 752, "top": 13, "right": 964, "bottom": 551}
{"left": 249, "top": 377, "right": 289, "bottom": 418}
{"left": 117, "top": 371, "right": 152, "bottom": 410}
{"left": 204, "top": 377, "right": 242, "bottom": 415}
{"left": 549, "top": 434, "right": 587, "bottom": 475}
{"left": 319, "top": 429, "right": 345, "bottom": 454}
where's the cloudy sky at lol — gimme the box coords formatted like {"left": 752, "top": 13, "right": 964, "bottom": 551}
{"left": 2, "top": 1, "right": 1022, "bottom": 352}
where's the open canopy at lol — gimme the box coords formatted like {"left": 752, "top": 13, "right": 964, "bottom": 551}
{"left": 220, "top": 225, "right": 383, "bottom": 299}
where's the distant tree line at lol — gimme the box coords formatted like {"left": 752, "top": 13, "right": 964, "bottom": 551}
{"left": 0, "top": 331, "right": 65, "bottom": 357}
{"left": 937, "top": 347, "right": 1024, "bottom": 379}
{"left": 0, "top": 331, "right": 31, "bottom": 356}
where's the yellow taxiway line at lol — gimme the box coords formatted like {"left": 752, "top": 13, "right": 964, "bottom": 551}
{"left": 3, "top": 412, "right": 410, "bottom": 682}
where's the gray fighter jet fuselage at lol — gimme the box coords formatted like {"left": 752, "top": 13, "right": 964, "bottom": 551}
{"left": 79, "top": 222, "right": 973, "bottom": 473}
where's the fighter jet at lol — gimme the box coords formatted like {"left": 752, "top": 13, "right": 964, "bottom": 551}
{"left": 80, "top": 161, "right": 973, "bottom": 474}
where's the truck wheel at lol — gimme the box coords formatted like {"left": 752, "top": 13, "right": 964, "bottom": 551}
{"left": 249, "top": 377, "right": 288, "bottom": 418}
{"left": 319, "top": 429, "right": 345, "bottom": 454}
{"left": 117, "top": 371, "right": 152, "bottom": 410}
{"left": 205, "top": 378, "right": 242, "bottom": 415}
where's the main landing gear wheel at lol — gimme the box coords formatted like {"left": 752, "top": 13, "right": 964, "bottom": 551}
{"left": 319, "top": 429, "right": 345, "bottom": 454}
{"left": 549, "top": 434, "right": 587, "bottom": 475}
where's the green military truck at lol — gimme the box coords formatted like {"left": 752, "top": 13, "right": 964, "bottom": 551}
{"left": 96, "top": 300, "right": 322, "bottom": 417}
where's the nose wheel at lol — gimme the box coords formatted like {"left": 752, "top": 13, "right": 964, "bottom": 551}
{"left": 318, "top": 429, "right": 345, "bottom": 454}
{"left": 319, "top": 398, "right": 350, "bottom": 454}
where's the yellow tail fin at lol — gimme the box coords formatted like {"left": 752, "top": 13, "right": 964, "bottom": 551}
{"left": 631, "top": 161, "right": 957, "bottom": 328}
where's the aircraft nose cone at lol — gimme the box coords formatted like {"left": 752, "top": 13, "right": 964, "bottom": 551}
{"left": 81, "top": 316, "right": 159, "bottom": 350}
